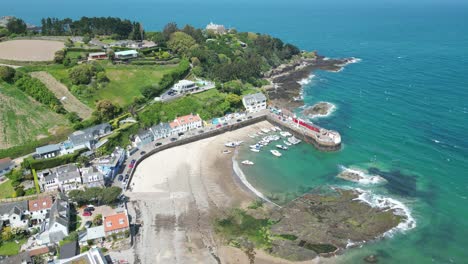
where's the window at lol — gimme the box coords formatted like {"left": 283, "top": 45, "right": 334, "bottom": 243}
{"left": 119, "top": 218, "right": 124, "bottom": 225}
{"left": 107, "top": 221, "right": 112, "bottom": 227}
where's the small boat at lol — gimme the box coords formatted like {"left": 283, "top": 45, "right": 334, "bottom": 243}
{"left": 242, "top": 160, "right": 254, "bottom": 165}
{"left": 250, "top": 148, "right": 260, "bottom": 152}
{"left": 274, "top": 126, "right": 282, "bottom": 131}
{"left": 280, "top": 131, "right": 292, "bottom": 137}
{"left": 249, "top": 134, "right": 256, "bottom": 138}
{"left": 270, "top": 150, "right": 282, "bottom": 157}
{"left": 270, "top": 127, "right": 277, "bottom": 132}
{"left": 261, "top": 128, "right": 270, "bottom": 133}
{"left": 225, "top": 141, "right": 243, "bottom": 148}
{"left": 288, "top": 136, "right": 301, "bottom": 145}
{"left": 222, "top": 150, "right": 232, "bottom": 154}
{"left": 283, "top": 140, "right": 292, "bottom": 146}
{"left": 258, "top": 131, "right": 264, "bottom": 135}
{"left": 276, "top": 145, "right": 288, "bottom": 150}
{"left": 250, "top": 144, "right": 262, "bottom": 149}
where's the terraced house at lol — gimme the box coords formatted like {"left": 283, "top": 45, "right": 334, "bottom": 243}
{"left": 37, "top": 164, "right": 82, "bottom": 192}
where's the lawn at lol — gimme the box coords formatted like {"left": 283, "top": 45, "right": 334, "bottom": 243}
{"left": 0, "top": 239, "right": 27, "bottom": 256}
{"left": 0, "top": 180, "right": 16, "bottom": 199}
{"left": 99, "top": 64, "right": 179, "bottom": 106}
{"left": 0, "top": 81, "right": 71, "bottom": 149}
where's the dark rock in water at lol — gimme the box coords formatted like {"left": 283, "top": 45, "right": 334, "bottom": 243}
{"left": 364, "top": 254, "right": 379, "bottom": 263}
{"left": 303, "top": 102, "right": 334, "bottom": 117}
{"left": 265, "top": 54, "right": 352, "bottom": 110}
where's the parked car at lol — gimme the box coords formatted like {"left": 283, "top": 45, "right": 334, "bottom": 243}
{"left": 216, "top": 124, "right": 222, "bottom": 128}
{"left": 118, "top": 175, "right": 124, "bottom": 181}
{"left": 140, "top": 151, "right": 146, "bottom": 155}
{"left": 155, "top": 142, "right": 163, "bottom": 146}
{"left": 248, "top": 116, "right": 253, "bottom": 119}
{"left": 86, "top": 206, "right": 95, "bottom": 211}
{"left": 83, "top": 211, "right": 92, "bottom": 217}
{"left": 236, "top": 119, "right": 241, "bottom": 122}
{"left": 84, "top": 221, "right": 92, "bottom": 228}
{"left": 124, "top": 174, "right": 129, "bottom": 180}
{"left": 178, "top": 132, "right": 184, "bottom": 136}
{"left": 170, "top": 137, "right": 177, "bottom": 142}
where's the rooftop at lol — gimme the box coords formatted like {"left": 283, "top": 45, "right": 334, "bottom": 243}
{"left": 28, "top": 196, "right": 53, "bottom": 212}
{"left": 243, "top": 92, "right": 267, "bottom": 104}
{"left": 104, "top": 212, "right": 129, "bottom": 232}
{"left": 169, "top": 114, "right": 202, "bottom": 128}
{"left": 60, "top": 248, "right": 107, "bottom": 264}
{"left": 36, "top": 144, "right": 61, "bottom": 155}
{"left": 79, "top": 225, "right": 105, "bottom": 242}
{"left": 59, "top": 240, "right": 79, "bottom": 260}
{"left": 115, "top": 50, "right": 138, "bottom": 56}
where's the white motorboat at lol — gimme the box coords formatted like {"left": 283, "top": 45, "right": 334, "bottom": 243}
{"left": 274, "top": 126, "right": 282, "bottom": 131}
{"left": 258, "top": 131, "right": 264, "bottom": 135}
{"left": 222, "top": 150, "right": 232, "bottom": 154}
{"left": 270, "top": 150, "right": 282, "bottom": 157}
{"left": 280, "top": 131, "right": 292, "bottom": 137}
{"left": 270, "top": 127, "right": 277, "bottom": 132}
{"left": 242, "top": 160, "right": 254, "bottom": 165}
{"left": 288, "top": 136, "right": 302, "bottom": 145}
{"left": 276, "top": 145, "right": 288, "bottom": 150}
{"left": 225, "top": 141, "right": 243, "bottom": 148}
{"left": 250, "top": 148, "right": 260, "bottom": 152}
{"left": 261, "top": 128, "right": 270, "bottom": 133}
{"left": 283, "top": 140, "right": 292, "bottom": 146}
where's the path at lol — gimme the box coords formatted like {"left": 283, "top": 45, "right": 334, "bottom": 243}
{"left": 31, "top": 71, "right": 93, "bottom": 119}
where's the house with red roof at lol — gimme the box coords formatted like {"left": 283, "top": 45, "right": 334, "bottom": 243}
{"left": 103, "top": 211, "right": 130, "bottom": 237}
{"left": 169, "top": 113, "right": 203, "bottom": 134}
{"left": 28, "top": 196, "right": 53, "bottom": 225}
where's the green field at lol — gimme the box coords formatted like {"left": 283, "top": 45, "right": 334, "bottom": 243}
{"left": 97, "top": 64, "right": 179, "bottom": 106}
{"left": 0, "top": 180, "right": 16, "bottom": 199}
{"left": 0, "top": 239, "right": 27, "bottom": 256}
{"left": 0, "top": 82, "right": 71, "bottom": 149}
{"left": 21, "top": 63, "right": 180, "bottom": 107}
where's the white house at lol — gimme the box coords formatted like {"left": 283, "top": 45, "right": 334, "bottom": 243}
{"left": 38, "top": 164, "right": 82, "bottom": 192}
{"left": 80, "top": 166, "right": 105, "bottom": 188}
{"left": 37, "top": 193, "right": 70, "bottom": 245}
{"left": 93, "top": 147, "right": 125, "bottom": 179}
{"left": 114, "top": 50, "right": 138, "bottom": 60}
{"left": 28, "top": 196, "right": 53, "bottom": 226}
{"left": 172, "top": 80, "right": 199, "bottom": 94}
{"left": 133, "top": 130, "right": 154, "bottom": 148}
{"left": 58, "top": 247, "right": 107, "bottom": 264}
{"left": 206, "top": 22, "right": 226, "bottom": 34}
{"left": 78, "top": 225, "right": 105, "bottom": 246}
{"left": 150, "top": 123, "right": 172, "bottom": 140}
{"left": 169, "top": 114, "right": 203, "bottom": 134}
{"left": 64, "top": 123, "right": 112, "bottom": 154}
{"left": 242, "top": 92, "right": 267, "bottom": 113}
{"left": 0, "top": 201, "right": 29, "bottom": 229}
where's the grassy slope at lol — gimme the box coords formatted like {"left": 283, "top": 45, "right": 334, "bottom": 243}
{"left": 0, "top": 180, "right": 16, "bottom": 199}
{"left": 0, "top": 81, "right": 71, "bottom": 149}
{"left": 21, "top": 63, "right": 179, "bottom": 107}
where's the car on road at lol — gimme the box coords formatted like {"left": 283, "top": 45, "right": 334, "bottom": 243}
{"left": 128, "top": 159, "right": 136, "bottom": 168}
{"left": 178, "top": 132, "right": 184, "bottom": 136}
{"left": 118, "top": 175, "right": 124, "bottom": 181}
{"left": 83, "top": 211, "right": 92, "bottom": 217}
{"left": 236, "top": 119, "right": 241, "bottom": 122}
{"left": 124, "top": 174, "right": 129, "bottom": 180}
{"left": 84, "top": 221, "right": 92, "bottom": 228}
{"left": 216, "top": 124, "right": 222, "bottom": 128}
{"left": 223, "top": 122, "right": 228, "bottom": 126}
{"left": 170, "top": 137, "right": 177, "bottom": 142}
{"left": 248, "top": 116, "right": 253, "bottom": 119}
{"left": 155, "top": 142, "right": 163, "bottom": 146}
{"left": 140, "top": 151, "right": 146, "bottom": 155}
{"left": 198, "top": 130, "right": 204, "bottom": 134}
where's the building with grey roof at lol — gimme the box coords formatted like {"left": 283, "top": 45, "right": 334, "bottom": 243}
{"left": 93, "top": 147, "right": 125, "bottom": 179}
{"left": 242, "top": 92, "right": 267, "bottom": 113}
{"left": 78, "top": 225, "right": 105, "bottom": 246}
{"left": 67, "top": 123, "right": 112, "bottom": 152}
{"left": 35, "top": 144, "right": 62, "bottom": 159}
{"left": 59, "top": 240, "right": 79, "bottom": 260}
{"left": 134, "top": 129, "right": 154, "bottom": 147}
{"left": 37, "top": 193, "right": 70, "bottom": 245}
{"left": 58, "top": 247, "right": 107, "bottom": 264}
{"left": 150, "top": 122, "right": 172, "bottom": 140}
{"left": 0, "top": 200, "right": 29, "bottom": 229}
{"left": 38, "top": 164, "right": 82, "bottom": 192}
{"left": 81, "top": 166, "right": 105, "bottom": 188}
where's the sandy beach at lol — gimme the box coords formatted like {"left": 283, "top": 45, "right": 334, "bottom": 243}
{"left": 125, "top": 121, "right": 317, "bottom": 264}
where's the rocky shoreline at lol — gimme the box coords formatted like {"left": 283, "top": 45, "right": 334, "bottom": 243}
{"left": 265, "top": 53, "right": 353, "bottom": 109}
{"left": 303, "top": 101, "right": 336, "bottom": 118}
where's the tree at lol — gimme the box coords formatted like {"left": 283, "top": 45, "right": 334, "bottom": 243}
{"left": 146, "top": 31, "right": 165, "bottom": 45}
{"left": 65, "top": 38, "right": 73, "bottom": 48}
{"left": 0, "top": 27, "right": 9, "bottom": 37}
{"left": 68, "top": 64, "right": 94, "bottom": 85}
{"left": 162, "top": 22, "right": 178, "bottom": 41}
{"left": 66, "top": 112, "right": 81, "bottom": 123}
{"left": 6, "top": 18, "right": 27, "bottom": 34}
{"left": 107, "top": 49, "right": 115, "bottom": 61}
{"left": 54, "top": 50, "right": 65, "bottom": 64}
{"left": 76, "top": 155, "right": 90, "bottom": 167}
{"left": 101, "top": 186, "right": 122, "bottom": 204}
{"left": 82, "top": 34, "right": 91, "bottom": 44}
{"left": 93, "top": 100, "right": 120, "bottom": 121}
{"left": 225, "top": 93, "right": 242, "bottom": 109}
{"left": 167, "top": 32, "right": 197, "bottom": 57}
{"left": 92, "top": 214, "right": 103, "bottom": 226}
{"left": 0, "top": 66, "right": 16, "bottom": 83}
{"left": 96, "top": 72, "right": 109, "bottom": 83}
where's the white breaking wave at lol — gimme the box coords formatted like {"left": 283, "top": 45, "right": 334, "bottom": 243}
{"left": 297, "top": 74, "right": 315, "bottom": 86}
{"left": 353, "top": 188, "right": 417, "bottom": 236}
{"left": 334, "top": 57, "right": 362, "bottom": 72}
{"left": 338, "top": 165, "right": 386, "bottom": 185}
{"left": 232, "top": 157, "right": 280, "bottom": 207}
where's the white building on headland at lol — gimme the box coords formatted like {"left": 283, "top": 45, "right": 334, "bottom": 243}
{"left": 206, "top": 22, "right": 226, "bottom": 34}
{"left": 242, "top": 92, "right": 267, "bottom": 113}
{"left": 172, "top": 80, "right": 199, "bottom": 94}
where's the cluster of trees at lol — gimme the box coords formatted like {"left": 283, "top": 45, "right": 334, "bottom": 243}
{"left": 93, "top": 99, "right": 122, "bottom": 122}
{"left": 5, "top": 169, "right": 35, "bottom": 197}
{"left": 5, "top": 17, "right": 27, "bottom": 34}
{"left": 68, "top": 63, "right": 108, "bottom": 85}
{"left": 41, "top": 17, "right": 143, "bottom": 40}
{"left": 68, "top": 186, "right": 122, "bottom": 206}
{"left": 0, "top": 67, "right": 66, "bottom": 114}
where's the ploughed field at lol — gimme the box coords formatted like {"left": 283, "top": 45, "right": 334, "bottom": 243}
{"left": 0, "top": 40, "right": 64, "bottom": 61}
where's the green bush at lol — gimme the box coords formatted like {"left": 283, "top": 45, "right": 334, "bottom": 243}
{"left": 14, "top": 75, "right": 65, "bottom": 113}
{"left": 22, "top": 151, "right": 83, "bottom": 170}
{"left": 0, "top": 66, "right": 16, "bottom": 83}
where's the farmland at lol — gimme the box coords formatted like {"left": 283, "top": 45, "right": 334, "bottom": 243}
{"left": 0, "top": 40, "right": 64, "bottom": 61}
{"left": 0, "top": 82, "right": 71, "bottom": 149}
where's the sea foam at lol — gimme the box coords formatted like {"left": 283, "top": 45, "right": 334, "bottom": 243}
{"left": 337, "top": 166, "right": 386, "bottom": 185}
{"left": 297, "top": 74, "right": 315, "bottom": 86}
{"left": 353, "top": 188, "right": 417, "bottom": 236}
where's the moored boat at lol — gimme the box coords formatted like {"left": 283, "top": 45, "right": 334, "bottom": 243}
{"left": 276, "top": 144, "right": 288, "bottom": 150}
{"left": 241, "top": 160, "right": 254, "bottom": 165}
{"left": 250, "top": 148, "right": 260, "bottom": 152}
{"left": 222, "top": 149, "right": 231, "bottom": 154}
{"left": 270, "top": 149, "right": 282, "bottom": 157}
{"left": 283, "top": 140, "right": 292, "bottom": 146}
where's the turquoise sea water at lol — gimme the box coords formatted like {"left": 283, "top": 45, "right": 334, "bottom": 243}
{"left": 4, "top": 1, "right": 468, "bottom": 263}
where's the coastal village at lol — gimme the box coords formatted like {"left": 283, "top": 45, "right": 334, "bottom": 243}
{"left": 0, "top": 14, "right": 405, "bottom": 264}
